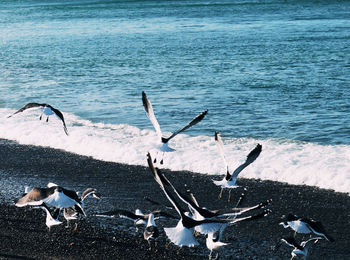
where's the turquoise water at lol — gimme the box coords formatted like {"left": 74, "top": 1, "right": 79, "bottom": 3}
{"left": 0, "top": 0, "right": 349, "bottom": 145}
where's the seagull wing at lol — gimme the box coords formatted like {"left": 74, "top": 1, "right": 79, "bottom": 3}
{"left": 15, "top": 187, "right": 49, "bottom": 207}
{"left": 230, "top": 144, "right": 262, "bottom": 181}
{"left": 215, "top": 199, "right": 272, "bottom": 217}
{"left": 281, "top": 236, "right": 303, "bottom": 250}
{"left": 302, "top": 218, "right": 334, "bottom": 242}
{"left": 142, "top": 91, "right": 162, "bottom": 139}
{"left": 162, "top": 109, "right": 208, "bottom": 143}
{"left": 154, "top": 167, "right": 217, "bottom": 219}
{"left": 96, "top": 209, "right": 142, "bottom": 221}
{"left": 215, "top": 132, "right": 231, "bottom": 180}
{"left": 81, "top": 188, "right": 102, "bottom": 201}
{"left": 49, "top": 105, "right": 69, "bottom": 136}
{"left": 8, "top": 103, "right": 46, "bottom": 118}
{"left": 144, "top": 196, "right": 174, "bottom": 210}
{"left": 301, "top": 237, "right": 323, "bottom": 247}
{"left": 147, "top": 153, "right": 186, "bottom": 218}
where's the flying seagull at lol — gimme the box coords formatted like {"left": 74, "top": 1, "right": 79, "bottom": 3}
{"left": 15, "top": 183, "right": 85, "bottom": 216}
{"left": 213, "top": 131, "right": 262, "bottom": 202}
{"left": 8, "top": 102, "right": 69, "bottom": 135}
{"left": 280, "top": 214, "right": 334, "bottom": 242}
{"left": 142, "top": 91, "right": 208, "bottom": 164}
{"left": 147, "top": 153, "right": 269, "bottom": 248}
{"left": 154, "top": 160, "right": 270, "bottom": 222}
{"left": 280, "top": 236, "right": 322, "bottom": 260}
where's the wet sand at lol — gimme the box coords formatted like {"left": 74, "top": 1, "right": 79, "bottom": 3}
{"left": 0, "top": 139, "right": 349, "bottom": 259}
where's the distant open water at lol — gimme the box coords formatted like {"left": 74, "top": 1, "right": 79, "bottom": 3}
{"left": 0, "top": 0, "right": 349, "bottom": 193}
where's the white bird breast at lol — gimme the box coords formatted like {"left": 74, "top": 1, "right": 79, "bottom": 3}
{"left": 163, "top": 222, "right": 199, "bottom": 247}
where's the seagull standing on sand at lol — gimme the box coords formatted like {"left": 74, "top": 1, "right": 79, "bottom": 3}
{"left": 142, "top": 91, "right": 208, "bottom": 164}
{"left": 280, "top": 214, "right": 334, "bottom": 242}
{"left": 58, "top": 188, "right": 102, "bottom": 228}
{"left": 206, "top": 229, "right": 228, "bottom": 260}
{"left": 280, "top": 236, "right": 322, "bottom": 260}
{"left": 7, "top": 102, "right": 69, "bottom": 135}
{"left": 147, "top": 153, "right": 269, "bottom": 249}
{"left": 213, "top": 131, "right": 262, "bottom": 202}
{"left": 143, "top": 213, "right": 160, "bottom": 250}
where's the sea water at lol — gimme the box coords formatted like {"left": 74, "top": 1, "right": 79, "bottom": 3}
{"left": 0, "top": 0, "right": 349, "bottom": 193}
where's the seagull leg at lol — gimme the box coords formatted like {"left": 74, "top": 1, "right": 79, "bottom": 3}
{"left": 235, "top": 188, "right": 247, "bottom": 207}
{"left": 218, "top": 188, "right": 223, "bottom": 199}
{"left": 177, "top": 246, "right": 182, "bottom": 254}
{"left": 65, "top": 220, "right": 70, "bottom": 228}
{"left": 46, "top": 116, "right": 49, "bottom": 122}
{"left": 148, "top": 240, "right": 151, "bottom": 250}
{"left": 215, "top": 252, "right": 219, "bottom": 260}
{"left": 39, "top": 114, "right": 43, "bottom": 120}
{"left": 165, "top": 242, "right": 171, "bottom": 249}
{"left": 73, "top": 222, "right": 78, "bottom": 232}
{"left": 153, "top": 151, "right": 158, "bottom": 163}
{"left": 227, "top": 189, "right": 232, "bottom": 202}
{"left": 208, "top": 250, "right": 213, "bottom": 259}
{"left": 160, "top": 152, "right": 165, "bottom": 165}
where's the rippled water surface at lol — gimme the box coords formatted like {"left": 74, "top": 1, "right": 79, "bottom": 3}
{"left": 0, "top": 0, "right": 349, "bottom": 145}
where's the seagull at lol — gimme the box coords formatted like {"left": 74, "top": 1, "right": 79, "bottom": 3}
{"left": 213, "top": 131, "right": 262, "bottom": 202}
{"left": 206, "top": 228, "right": 228, "bottom": 260}
{"left": 57, "top": 188, "right": 102, "bottom": 228}
{"left": 280, "top": 236, "right": 322, "bottom": 260}
{"left": 15, "top": 183, "right": 85, "bottom": 216}
{"left": 7, "top": 102, "right": 69, "bottom": 135}
{"left": 280, "top": 214, "right": 334, "bottom": 242}
{"left": 142, "top": 91, "right": 208, "bottom": 164}
{"left": 95, "top": 208, "right": 177, "bottom": 233}
{"left": 147, "top": 153, "right": 270, "bottom": 248}
{"left": 154, "top": 159, "right": 271, "bottom": 228}
{"left": 34, "top": 203, "right": 62, "bottom": 231}
{"left": 143, "top": 213, "right": 160, "bottom": 250}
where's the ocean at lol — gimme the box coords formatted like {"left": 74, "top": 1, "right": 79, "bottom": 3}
{"left": 0, "top": 0, "right": 349, "bottom": 193}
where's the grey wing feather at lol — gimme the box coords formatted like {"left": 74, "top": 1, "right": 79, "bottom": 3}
{"left": 162, "top": 109, "right": 208, "bottom": 143}
{"left": 8, "top": 103, "right": 46, "bottom": 118}
{"left": 215, "top": 131, "right": 231, "bottom": 180}
{"left": 142, "top": 91, "right": 162, "bottom": 138}
{"left": 49, "top": 106, "right": 69, "bottom": 136}
{"left": 230, "top": 144, "right": 262, "bottom": 180}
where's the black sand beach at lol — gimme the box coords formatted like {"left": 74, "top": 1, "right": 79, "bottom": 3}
{"left": 0, "top": 138, "right": 349, "bottom": 259}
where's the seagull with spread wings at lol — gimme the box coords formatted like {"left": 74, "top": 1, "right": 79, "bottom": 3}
{"left": 213, "top": 131, "right": 262, "bottom": 202}
{"left": 8, "top": 102, "right": 69, "bottom": 135}
{"left": 147, "top": 153, "right": 269, "bottom": 249}
{"left": 280, "top": 236, "right": 322, "bottom": 260}
{"left": 142, "top": 91, "right": 208, "bottom": 164}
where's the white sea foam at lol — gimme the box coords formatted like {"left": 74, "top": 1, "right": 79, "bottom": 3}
{"left": 1, "top": 108, "right": 349, "bottom": 194}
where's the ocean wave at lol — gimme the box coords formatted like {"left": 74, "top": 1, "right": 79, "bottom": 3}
{"left": 0, "top": 107, "right": 349, "bottom": 194}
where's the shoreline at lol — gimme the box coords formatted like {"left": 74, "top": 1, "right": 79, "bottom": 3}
{"left": 0, "top": 139, "right": 349, "bottom": 259}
